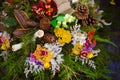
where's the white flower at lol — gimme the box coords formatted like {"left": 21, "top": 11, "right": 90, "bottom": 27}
{"left": 64, "top": 14, "right": 76, "bottom": 23}
{"left": 56, "top": 54, "right": 64, "bottom": 64}
{"left": 33, "top": 30, "right": 44, "bottom": 41}
{"left": 51, "top": 59, "right": 60, "bottom": 75}
{"left": 70, "top": 20, "right": 87, "bottom": 46}
{"left": 2, "top": 11, "right": 7, "bottom": 17}
{"left": 81, "top": 59, "right": 96, "bottom": 69}
{"left": 44, "top": 41, "right": 63, "bottom": 57}
{"left": 12, "top": 43, "right": 23, "bottom": 51}
{"left": 92, "top": 49, "right": 100, "bottom": 57}
{"left": 1, "top": 31, "right": 10, "bottom": 39}
{"left": 24, "top": 58, "right": 44, "bottom": 78}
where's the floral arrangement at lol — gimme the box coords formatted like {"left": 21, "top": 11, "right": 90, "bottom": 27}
{"left": 0, "top": 0, "right": 115, "bottom": 80}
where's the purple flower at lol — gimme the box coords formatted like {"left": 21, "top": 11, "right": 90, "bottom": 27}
{"left": 83, "top": 47, "right": 92, "bottom": 53}
{"left": 29, "top": 53, "right": 44, "bottom": 66}
{"left": 84, "top": 40, "right": 91, "bottom": 48}
{"left": 29, "top": 53, "right": 36, "bottom": 62}
{"left": 35, "top": 61, "right": 44, "bottom": 66}
{"left": 83, "top": 41, "right": 95, "bottom": 53}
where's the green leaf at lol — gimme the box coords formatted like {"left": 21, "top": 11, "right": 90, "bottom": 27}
{"left": 51, "top": 19, "right": 57, "bottom": 28}
{"left": 56, "top": 14, "right": 65, "bottom": 22}
{"left": 94, "top": 35, "right": 117, "bottom": 47}
{"left": 3, "top": 17, "right": 18, "bottom": 27}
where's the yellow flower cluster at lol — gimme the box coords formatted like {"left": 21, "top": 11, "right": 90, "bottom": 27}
{"left": 33, "top": 45, "right": 54, "bottom": 68}
{"left": 72, "top": 42, "right": 83, "bottom": 55}
{"left": 1, "top": 38, "right": 10, "bottom": 50}
{"left": 54, "top": 28, "right": 72, "bottom": 44}
{"left": 87, "top": 52, "right": 94, "bottom": 59}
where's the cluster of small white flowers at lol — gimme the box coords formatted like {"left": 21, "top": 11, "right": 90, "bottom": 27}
{"left": 92, "top": 49, "right": 100, "bottom": 57}
{"left": 64, "top": 14, "right": 76, "bottom": 23}
{"left": 44, "top": 41, "right": 63, "bottom": 57}
{"left": 1, "top": 31, "right": 11, "bottom": 39}
{"left": 51, "top": 54, "right": 64, "bottom": 75}
{"left": 70, "top": 20, "right": 87, "bottom": 46}
{"left": 82, "top": 59, "right": 96, "bottom": 69}
{"left": 24, "top": 58, "right": 44, "bottom": 78}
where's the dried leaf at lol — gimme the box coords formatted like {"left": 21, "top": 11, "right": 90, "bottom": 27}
{"left": 54, "top": 0, "right": 74, "bottom": 15}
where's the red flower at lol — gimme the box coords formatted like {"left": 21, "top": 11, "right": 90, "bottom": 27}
{"left": 31, "top": 0, "right": 58, "bottom": 18}
{"left": 31, "top": 1, "right": 46, "bottom": 18}
{"left": 81, "top": 51, "right": 87, "bottom": 57}
{"left": 45, "top": 0, "right": 58, "bottom": 16}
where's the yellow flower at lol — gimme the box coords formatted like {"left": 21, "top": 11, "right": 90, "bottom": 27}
{"left": 1, "top": 38, "right": 10, "bottom": 50}
{"left": 72, "top": 42, "right": 83, "bottom": 55}
{"left": 54, "top": 28, "right": 72, "bottom": 44}
{"left": 42, "top": 53, "right": 54, "bottom": 63}
{"left": 87, "top": 52, "right": 94, "bottom": 59}
{"left": 44, "top": 62, "right": 51, "bottom": 68}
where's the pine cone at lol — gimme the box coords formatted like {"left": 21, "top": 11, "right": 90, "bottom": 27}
{"left": 75, "top": 3, "right": 89, "bottom": 19}
{"left": 42, "top": 33, "right": 56, "bottom": 43}
{"left": 39, "top": 17, "right": 51, "bottom": 31}
{"left": 82, "top": 15, "right": 97, "bottom": 26}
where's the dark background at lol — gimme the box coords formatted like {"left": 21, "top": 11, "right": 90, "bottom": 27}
{"left": 99, "top": 0, "right": 120, "bottom": 80}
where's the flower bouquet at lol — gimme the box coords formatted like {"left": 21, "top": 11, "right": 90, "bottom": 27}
{"left": 0, "top": 0, "right": 115, "bottom": 80}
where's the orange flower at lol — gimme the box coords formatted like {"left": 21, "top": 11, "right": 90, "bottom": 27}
{"left": 88, "top": 32, "right": 95, "bottom": 43}
{"left": 33, "top": 45, "right": 41, "bottom": 60}
{"left": 93, "top": 39, "right": 96, "bottom": 46}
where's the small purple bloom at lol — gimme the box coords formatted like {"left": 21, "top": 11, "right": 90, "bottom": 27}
{"left": 90, "top": 44, "right": 95, "bottom": 48}
{"left": 83, "top": 40, "right": 95, "bottom": 53}
{"left": 35, "top": 61, "right": 44, "bottom": 66}
{"left": 29, "top": 53, "right": 36, "bottom": 62}
{"left": 83, "top": 47, "right": 92, "bottom": 53}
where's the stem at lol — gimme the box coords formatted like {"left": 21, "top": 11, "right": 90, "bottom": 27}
{"left": 62, "top": 64, "right": 78, "bottom": 79}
